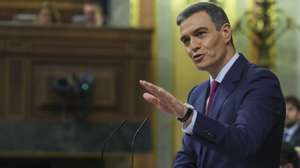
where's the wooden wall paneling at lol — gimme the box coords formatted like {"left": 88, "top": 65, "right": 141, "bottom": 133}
{"left": 0, "top": 57, "right": 7, "bottom": 118}
{"left": 0, "top": 25, "right": 152, "bottom": 122}
{"left": 23, "top": 58, "right": 32, "bottom": 120}
{"left": 7, "top": 58, "right": 26, "bottom": 120}
{"left": 1, "top": 57, "right": 10, "bottom": 120}
{"left": 29, "top": 59, "right": 130, "bottom": 122}
{"left": 0, "top": 24, "right": 153, "bottom": 167}
{"left": 133, "top": 60, "right": 151, "bottom": 118}
{"left": 0, "top": 26, "right": 151, "bottom": 59}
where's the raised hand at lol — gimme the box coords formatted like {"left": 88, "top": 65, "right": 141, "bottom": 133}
{"left": 139, "top": 80, "right": 186, "bottom": 118}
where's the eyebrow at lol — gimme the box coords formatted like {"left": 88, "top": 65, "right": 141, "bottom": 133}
{"left": 192, "top": 27, "right": 208, "bottom": 34}
{"left": 180, "top": 27, "right": 208, "bottom": 42}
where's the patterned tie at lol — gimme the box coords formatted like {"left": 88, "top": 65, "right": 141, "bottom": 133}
{"left": 206, "top": 80, "right": 219, "bottom": 115}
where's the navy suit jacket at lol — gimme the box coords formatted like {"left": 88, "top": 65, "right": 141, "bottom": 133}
{"left": 286, "top": 124, "right": 300, "bottom": 147}
{"left": 174, "top": 54, "right": 285, "bottom": 168}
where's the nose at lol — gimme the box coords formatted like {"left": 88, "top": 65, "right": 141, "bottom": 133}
{"left": 190, "top": 37, "right": 200, "bottom": 53}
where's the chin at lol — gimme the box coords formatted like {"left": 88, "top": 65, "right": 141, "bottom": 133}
{"left": 286, "top": 122, "right": 297, "bottom": 128}
{"left": 194, "top": 62, "right": 204, "bottom": 69}
{"left": 195, "top": 64, "right": 210, "bottom": 72}
{"left": 195, "top": 66, "right": 206, "bottom": 71}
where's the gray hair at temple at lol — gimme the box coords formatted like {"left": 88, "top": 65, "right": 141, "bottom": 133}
{"left": 176, "top": 2, "right": 230, "bottom": 31}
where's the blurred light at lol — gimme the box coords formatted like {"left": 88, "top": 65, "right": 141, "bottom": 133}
{"left": 81, "top": 83, "right": 90, "bottom": 91}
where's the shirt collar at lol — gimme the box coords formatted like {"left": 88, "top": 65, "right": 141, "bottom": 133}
{"left": 285, "top": 123, "right": 300, "bottom": 135}
{"left": 210, "top": 52, "right": 240, "bottom": 84}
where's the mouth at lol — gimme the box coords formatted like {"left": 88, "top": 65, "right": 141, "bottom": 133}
{"left": 192, "top": 53, "right": 204, "bottom": 63}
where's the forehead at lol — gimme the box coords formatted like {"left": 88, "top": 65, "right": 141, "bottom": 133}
{"left": 179, "top": 11, "right": 215, "bottom": 34}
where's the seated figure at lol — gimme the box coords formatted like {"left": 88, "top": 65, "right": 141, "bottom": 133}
{"left": 36, "top": 1, "right": 61, "bottom": 25}
{"left": 72, "top": 0, "right": 104, "bottom": 26}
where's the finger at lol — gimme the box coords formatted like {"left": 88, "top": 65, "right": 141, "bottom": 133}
{"left": 140, "top": 80, "right": 180, "bottom": 109}
{"left": 140, "top": 80, "right": 178, "bottom": 109}
{"left": 142, "top": 89, "right": 175, "bottom": 112}
{"left": 140, "top": 80, "right": 163, "bottom": 97}
{"left": 140, "top": 81, "right": 184, "bottom": 116}
{"left": 142, "top": 92, "right": 160, "bottom": 106}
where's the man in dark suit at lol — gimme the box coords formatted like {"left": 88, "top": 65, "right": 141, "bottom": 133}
{"left": 139, "top": 2, "right": 285, "bottom": 168}
{"left": 284, "top": 96, "right": 300, "bottom": 146}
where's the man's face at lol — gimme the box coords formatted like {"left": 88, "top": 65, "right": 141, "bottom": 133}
{"left": 37, "top": 8, "right": 51, "bottom": 24}
{"left": 84, "top": 4, "right": 97, "bottom": 22}
{"left": 179, "top": 11, "right": 232, "bottom": 76}
{"left": 285, "top": 102, "right": 300, "bottom": 127}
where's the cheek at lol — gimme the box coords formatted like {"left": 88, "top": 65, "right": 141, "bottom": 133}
{"left": 185, "top": 48, "right": 193, "bottom": 57}
{"left": 287, "top": 111, "right": 296, "bottom": 118}
{"left": 204, "top": 35, "right": 219, "bottom": 47}
{"left": 206, "top": 36, "right": 225, "bottom": 53}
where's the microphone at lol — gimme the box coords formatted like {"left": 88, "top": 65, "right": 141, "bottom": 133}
{"left": 130, "top": 114, "right": 150, "bottom": 168}
{"left": 100, "top": 120, "right": 127, "bottom": 168}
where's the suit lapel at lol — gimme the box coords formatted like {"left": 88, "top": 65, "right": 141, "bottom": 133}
{"left": 209, "top": 79, "right": 236, "bottom": 119}
{"left": 194, "top": 81, "right": 210, "bottom": 115}
{"left": 290, "top": 124, "right": 300, "bottom": 145}
{"left": 209, "top": 54, "right": 249, "bottom": 119}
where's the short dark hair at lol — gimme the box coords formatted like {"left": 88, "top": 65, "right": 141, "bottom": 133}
{"left": 176, "top": 2, "right": 230, "bottom": 31}
{"left": 286, "top": 96, "right": 300, "bottom": 110}
{"left": 280, "top": 142, "right": 299, "bottom": 168}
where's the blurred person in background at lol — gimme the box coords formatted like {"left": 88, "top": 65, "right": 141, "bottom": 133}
{"left": 36, "top": 1, "right": 61, "bottom": 25}
{"left": 284, "top": 96, "right": 300, "bottom": 147}
{"left": 83, "top": 0, "right": 104, "bottom": 26}
{"left": 72, "top": 0, "right": 104, "bottom": 26}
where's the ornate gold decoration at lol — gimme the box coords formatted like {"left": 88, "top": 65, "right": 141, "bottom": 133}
{"left": 234, "top": 0, "right": 300, "bottom": 68}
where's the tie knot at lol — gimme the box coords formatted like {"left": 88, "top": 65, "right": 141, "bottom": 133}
{"left": 210, "top": 80, "right": 219, "bottom": 94}
{"left": 206, "top": 80, "right": 220, "bottom": 114}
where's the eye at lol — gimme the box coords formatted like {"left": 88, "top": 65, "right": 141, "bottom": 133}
{"left": 195, "top": 31, "right": 206, "bottom": 37}
{"left": 181, "top": 36, "right": 190, "bottom": 46}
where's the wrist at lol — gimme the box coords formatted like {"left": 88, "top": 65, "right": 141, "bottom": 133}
{"left": 177, "top": 103, "right": 194, "bottom": 123}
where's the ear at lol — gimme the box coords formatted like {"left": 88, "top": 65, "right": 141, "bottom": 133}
{"left": 220, "top": 23, "right": 232, "bottom": 44}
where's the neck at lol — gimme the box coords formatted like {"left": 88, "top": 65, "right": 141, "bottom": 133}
{"left": 210, "top": 47, "right": 236, "bottom": 78}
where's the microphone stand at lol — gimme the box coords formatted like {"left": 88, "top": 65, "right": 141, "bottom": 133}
{"left": 130, "top": 114, "right": 150, "bottom": 168}
{"left": 100, "top": 120, "right": 127, "bottom": 168}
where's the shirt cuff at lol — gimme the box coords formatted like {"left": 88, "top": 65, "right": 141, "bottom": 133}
{"left": 182, "top": 109, "right": 198, "bottom": 135}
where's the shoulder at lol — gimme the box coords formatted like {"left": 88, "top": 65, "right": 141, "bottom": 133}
{"left": 232, "top": 53, "right": 279, "bottom": 83}
{"left": 245, "top": 64, "right": 280, "bottom": 86}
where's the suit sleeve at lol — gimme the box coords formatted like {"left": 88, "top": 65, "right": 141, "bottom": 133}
{"left": 192, "top": 69, "right": 284, "bottom": 158}
{"left": 174, "top": 135, "right": 197, "bottom": 168}
{"left": 174, "top": 85, "right": 199, "bottom": 168}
